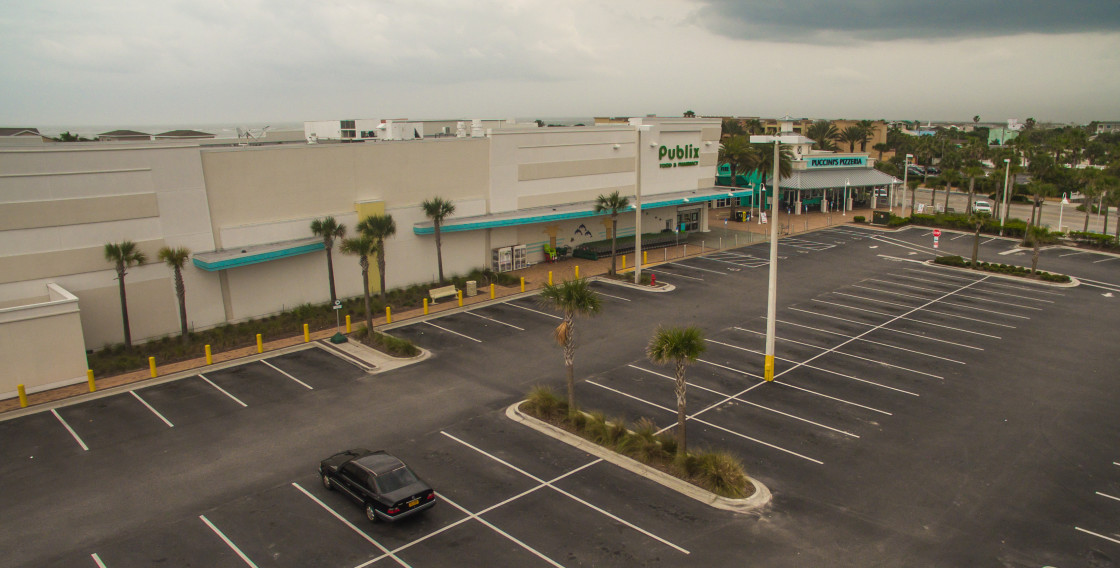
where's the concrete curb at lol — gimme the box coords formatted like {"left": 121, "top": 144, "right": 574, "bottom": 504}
{"left": 505, "top": 402, "right": 771, "bottom": 514}
{"left": 316, "top": 337, "right": 432, "bottom": 373}
{"left": 588, "top": 276, "right": 676, "bottom": 293}
{"left": 920, "top": 260, "right": 1081, "bottom": 288}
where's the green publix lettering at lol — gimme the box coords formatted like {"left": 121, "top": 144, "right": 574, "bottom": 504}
{"left": 658, "top": 144, "right": 700, "bottom": 161}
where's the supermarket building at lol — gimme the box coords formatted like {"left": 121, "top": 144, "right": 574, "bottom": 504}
{"left": 1, "top": 117, "right": 744, "bottom": 395}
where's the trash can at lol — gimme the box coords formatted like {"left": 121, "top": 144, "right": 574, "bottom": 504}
{"left": 465, "top": 280, "right": 477, "bottom": 297}
{"left": 872, "top": 210, "right": 891, "bottom": 225}
{"left": 735, "top": 210, "right": 746, "bottom": 222}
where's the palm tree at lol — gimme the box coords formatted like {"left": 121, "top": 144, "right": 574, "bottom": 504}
{"left": 538, "top": 278, "right": 602, "bottom": 411}
{"left": 104, "top": 241, "right": 147, "bottom": 347}
{"left": 593, "top": 191, "right": 631, "bottom": 275}
{"left": 857, "top": 120, "right": 875, "bottom": 152}
{"left": 962, "top": 164, "right": 985, "bottom": 213}
{"left": 806, "top": 120, "right": 838, "bottom": 151}
{"left": 968, "top": 210, "right": 989, "bottom": 268}
{"left": 683, "top": 110, "right": 696, "bottom": 118}
{"left": 872, "top": 142, "right": 890, "bottom": 160}
{"left": 421, "top": 197, "right": 456, "bottom": 283}
{"left": 1079, "top": 168, "right": 1102, "bottom": 233}
{"left": 357, "top": 214, "right": 396, "bottom": 301}
{"left": 340, "top": 234, "right": 378, "bottom": 333}
{"left": 940, "top": 169, "right": 961, "bottom": 212}
{"left": 157, "top": 246, "right": 191, "bottom": 343}
{"left": 646, "top": 325, "right": 706, "bottom": 455}
{"left": 752, "top": 143, "right": 793, "bottom": 213}
{"left": 838, "top": 126, "right": 864, "bottom": 153}
{"left": 717, "top": 135, "right": 758, "bottom": 220}
{"left": 310, "top": 217, "right": 346, "bottom": 304}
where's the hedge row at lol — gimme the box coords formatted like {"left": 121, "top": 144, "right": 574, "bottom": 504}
{"left": 1068, "top": 231, "right": 1120, "bottom": 249}
{"left": 933, "top": 255, "right": 1070, "bottom": 282}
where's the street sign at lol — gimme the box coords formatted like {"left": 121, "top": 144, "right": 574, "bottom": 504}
{"left": 333, "top": 300, "right": 342, "bottom": 310}
{"left": 933, "top": 229, "right": 941, "bottom": 238}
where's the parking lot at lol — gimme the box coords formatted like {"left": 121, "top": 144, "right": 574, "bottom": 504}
{"left": 2, "top": 224, "right": 1118, "bottom": 567}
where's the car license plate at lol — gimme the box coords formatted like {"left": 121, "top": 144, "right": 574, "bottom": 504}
{"left": 408, "top": 499, "right": 420, "bottom": 508}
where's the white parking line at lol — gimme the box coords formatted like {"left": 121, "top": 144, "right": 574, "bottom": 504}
{"left": 735, "top": 327, "right": 945, "bottom": 380}
{"left": 130, "top": 390, "right": 174, "bottom": 427}
{"left": 507, "top": 301, "right": 563, "bottom": 320}
{"left": 790, "top": 307, "right": 998, "bottom": 347}
{"left": 705, "top": 339, "right": 920, "bottom": 397}
{"left": 380, "top": 461, "right": 600, "bottom": 566}
{"left": 1096, "top": 491, "right": 1120, "bottom": 503}
{"left": 198, "top": 374, "right": 248, "bottom": 407}
{"left": 776, "top": 319, "right": 968, "bottom": 363}
{"left": 587, "top": 380, "right": 823, "bottom": 464}
{"left": 1093, "top": 256, "right": 1119, "bottom": 264}
{"left": 51, "top": 408, "right": 88, "bottom": 451}
{"left": 441, "top": 431, "right": 690, "bottom": 554}
{"left": 950, "top": 233, "right": 967, "bottom": 240}
{"left": 777, "top": 276, "right": 989, "bottom": 383}
{"left": 594, "top": 290, "right": 631, "bottom": 301}
{"left": 200, "top": 515, "right": 259, "bottom": 568}
{"left": 886, "top": 274, "right": 1053, "bottom": 305}
{"left": 849, "top": 284, "right": 1030, "bottom": 319}
{"left": 666, "top": 261, "right": 728, "bottom": 275}
{"left": 1059, "top": 251, "right": 1088, "bottom": 257}
{"left": 466, "top": 310, "right": 525, "bottom": 330}
{"left": 811, "top": 299, "right": 1003, "bottom": 339}
{"left": 261, "top": 360, "right": 313, "bottom": 389}
{"left": 655, "top": 267, "right": 705, "bottom": 280}
{"left": 90, "top": 553, "right": 108, "bottom": 568}
{"left": 830, "top": 291, "right": 1014, "bottom": 331}
{"left": 424, "top": 321, "right": 482, "bottom": 343}
{"left": 981, "top": 238, "right": 997, "bottom": 245}
{"left": 627, "top": 365, "right": 859, "bottom": 437}
{"left": 901, "top": 267, "right": 1065, "bottom": 295}
{"left": 291, "top": 483, "right": 411, "bottom": 568}
{"left": 435, "top": 494, "right": 567, "bottom": 567}
{"left": 1075, "top": 527, "right": 1120, "bottom": 545}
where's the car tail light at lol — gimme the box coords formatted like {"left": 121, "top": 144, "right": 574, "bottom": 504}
{"left": 387, "top": 507, "right": 400, "bottom": 515}
{"left": 426, "top": 492, "right": 435, "bottom": 500}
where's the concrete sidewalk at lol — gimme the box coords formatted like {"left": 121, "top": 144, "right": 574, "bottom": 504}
{"left": 3, "top": 210, "right": 879, "bottom": 414}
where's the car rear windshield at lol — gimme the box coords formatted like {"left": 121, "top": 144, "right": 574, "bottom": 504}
{"left": 376, "top": 466, "right": 420, "bottom": 493}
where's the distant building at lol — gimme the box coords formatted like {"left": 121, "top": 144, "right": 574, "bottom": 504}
{"left": 1095, "top": 121, "right": 1120, "bottom": 135}
{"left": 0, "top": 127, "right": 41, "bottom": 137}
{"left": 98, "top": 129, "right": 151, "bottom": 142}
{"left": 153, "top": 129, "right": 214, "bottom": 140}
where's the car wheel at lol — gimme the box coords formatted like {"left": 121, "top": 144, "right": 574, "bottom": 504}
{"left": 365, "top": 503, "right": 378, "bottom": 522}
{"left": 322, "top": 473, "right": 332, "bottom": 490}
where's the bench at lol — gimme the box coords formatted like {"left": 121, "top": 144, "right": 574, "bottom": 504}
{"left": 429, "top": 285, "right": 458, "bottom": 303}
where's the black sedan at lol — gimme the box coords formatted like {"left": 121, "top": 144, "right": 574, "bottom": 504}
{"left": 319, "top": 449, "right": 436, "bottom": 522}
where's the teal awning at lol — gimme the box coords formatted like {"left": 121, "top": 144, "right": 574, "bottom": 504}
{"left": 192, "top": 237, "right": 324, "bottom": 271}
{"left": 412, "top": 187, "right": 754, "bottom": 235}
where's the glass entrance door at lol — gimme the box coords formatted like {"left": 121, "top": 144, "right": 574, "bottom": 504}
{"left": 676, "top": 209, "right": 700, "bottom": 232}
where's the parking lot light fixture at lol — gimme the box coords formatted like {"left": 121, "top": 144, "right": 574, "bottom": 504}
{"left": 1000, "top": 158, "right": 1011, "bottom": 236}
{"left": 750, "top": 134, "right": 783, "bottom": 381}
{"left": 901, "top": 153, "right": 913, "bottom": 215}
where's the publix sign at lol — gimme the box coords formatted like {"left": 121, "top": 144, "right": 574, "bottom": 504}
{"left": 806, "top": 156, "right": 867, "bottom": 169}
{"left": 658, "top": 144, "right": 699, "bottom": 169}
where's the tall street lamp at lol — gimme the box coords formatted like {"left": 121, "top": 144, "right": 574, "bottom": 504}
{"left": 633, "top": 125, "right": 648, "bottom": 283}
{"left": 1058, "top": 193, "right": 1069, "bottom": 234}
{"left": 843, "top": 179, "right": 849, "bottom": 216}
{"left": 750, "top": 134, "right": 784, "bottom": 382}
{"left": 999, "top": 158, "right": 1011, "bottom": 236}
{"left": 901, "top": 153, "right": 913, "bottom": 215}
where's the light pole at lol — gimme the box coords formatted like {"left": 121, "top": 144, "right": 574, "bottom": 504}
{"left": 901, "top": 153, "right": 912, "bottom": 215}
{"left": 1058, "top": 193, "right": 1069, "bottom": 234}
{"left": 633, "top": 125, "right": 646, "bottom": 283}
{"left": 999, "top": 158, "right": 1011, "bottom": 236}
{"left": 843, "top": 179, "right": 849, "bottom": 216}
{"left": 751, "top": 134, "right": 783, "bottom": 382}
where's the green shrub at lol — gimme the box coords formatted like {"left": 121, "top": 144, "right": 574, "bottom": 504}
{"left": 693, "top": 451, "right": 751, "bottom": 499}
{"left": 353, "top": 328, "right": 420, "bottom": 357}
{"left": 853, "top": 215, "right": 866, "bottom": 223}
{"left": 524, "top": 385, "right": 567, "bottom": 421}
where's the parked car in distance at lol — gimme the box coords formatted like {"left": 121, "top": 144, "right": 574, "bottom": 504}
{"left": 972, "top": 200, "right": 993, "bottom": 214}
{"left": 925, "top": 166, "right": 941, "bottom": 176}
{"left": 320, "top": 449, "right": 436, "bottom": 522}
{"left": 907, "top": 165, "right": 925, "bottom": 177}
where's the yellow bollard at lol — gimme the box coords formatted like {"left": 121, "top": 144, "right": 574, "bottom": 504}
{"left": 149, "top": 356, "right": 158, "bottom": 378}
{"left": 490, "top": 283, "right": 495, "bottom": 299}
{"left": 520, "top": 277, "right": 525, "bottom": 292}
{"left": 548, "top": 271, "right": 553, "bottom": 285}
{"left": 575, "top": 265, "right": 580, "bottom": 278}
{"left": 457, "top": 290, "right": 463, "bottom": 307}
{"left": 423, "top": 298, "right": 429, "bottom": 315}
{"left": 17, "top": 384, "right": 27, "bottom": 408}
{"left": 621, "top": 255, "right": 626, "bottom": 270}
{"left": 643, "top": 251, "right": 648, "bottom": 265}
{"left": 345, "top": 315, "right": 351, "bottom": 333}
{"left": 385, "top": 306, "right": 392, "bottom": 324}
{"left": 205, "top": 344, "right": 212, "bottom": 365}
{"left": 303, "top": 324, "right": 310, "bottom": 342}
{"left": 87, "top": 369, "right": 96, "bottom": 392}
{"left": 256, "top": 334, "right": 263, "bottom": 353}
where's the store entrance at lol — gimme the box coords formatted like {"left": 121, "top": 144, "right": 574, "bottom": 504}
{"left": 676, "top": 208, "right": 700, "bottom": 232}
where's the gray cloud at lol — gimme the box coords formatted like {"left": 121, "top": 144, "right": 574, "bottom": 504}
{"left": 690, "top": 0, "right": 1120, "bottom": 43}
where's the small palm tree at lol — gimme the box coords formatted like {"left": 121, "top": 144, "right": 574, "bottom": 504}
{"left": 104, "top": 241, "right": 147, "bottom": 347}
{"left": 421, "top": 197, "right": 456, "bottom": 283}
{"left": 838, "top": 126, "right": 864, "bottom": 153}
{"left": 683, "top": 110, "right": 696, "bottom": 118}
{"left": 646, "top": 325, "right": 706, "bottom": 455}
{"left": 157, "top": 246, "right": 191, "bottom": 343}
{"left": 718, "top": 135, "right": 758, "bottom": 220}
{"left": 593, "top": 191, "right": 631, "bottom": 276}
{"left": 806, "top": 120, "right": 839, "bottom": 151}
{"left": 538, "top": 278, "right": 602, "bottom": 411}
{"left": 310, "top": 217, "right": 346, "bottom": 304}
{"left": 340, "top": 235, "right": 378, "bottom": 333}
{"left": 358, "top": 214, "right": 396, "bottom": 301}
{"left": 968, "top": 211, "right": 989, "bottom": 268}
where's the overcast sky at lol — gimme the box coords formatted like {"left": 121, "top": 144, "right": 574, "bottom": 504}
{"left": 3, "top": 0, "right": 1119, "bottom": 130}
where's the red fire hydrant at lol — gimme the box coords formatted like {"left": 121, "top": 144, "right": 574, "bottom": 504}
{"left": 650, "top": 273, "right": 656, "bottom": 286}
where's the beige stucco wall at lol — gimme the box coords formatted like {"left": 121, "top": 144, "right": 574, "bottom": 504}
{"left": 0, "top": 284, "right": 89, "bottom": 397}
